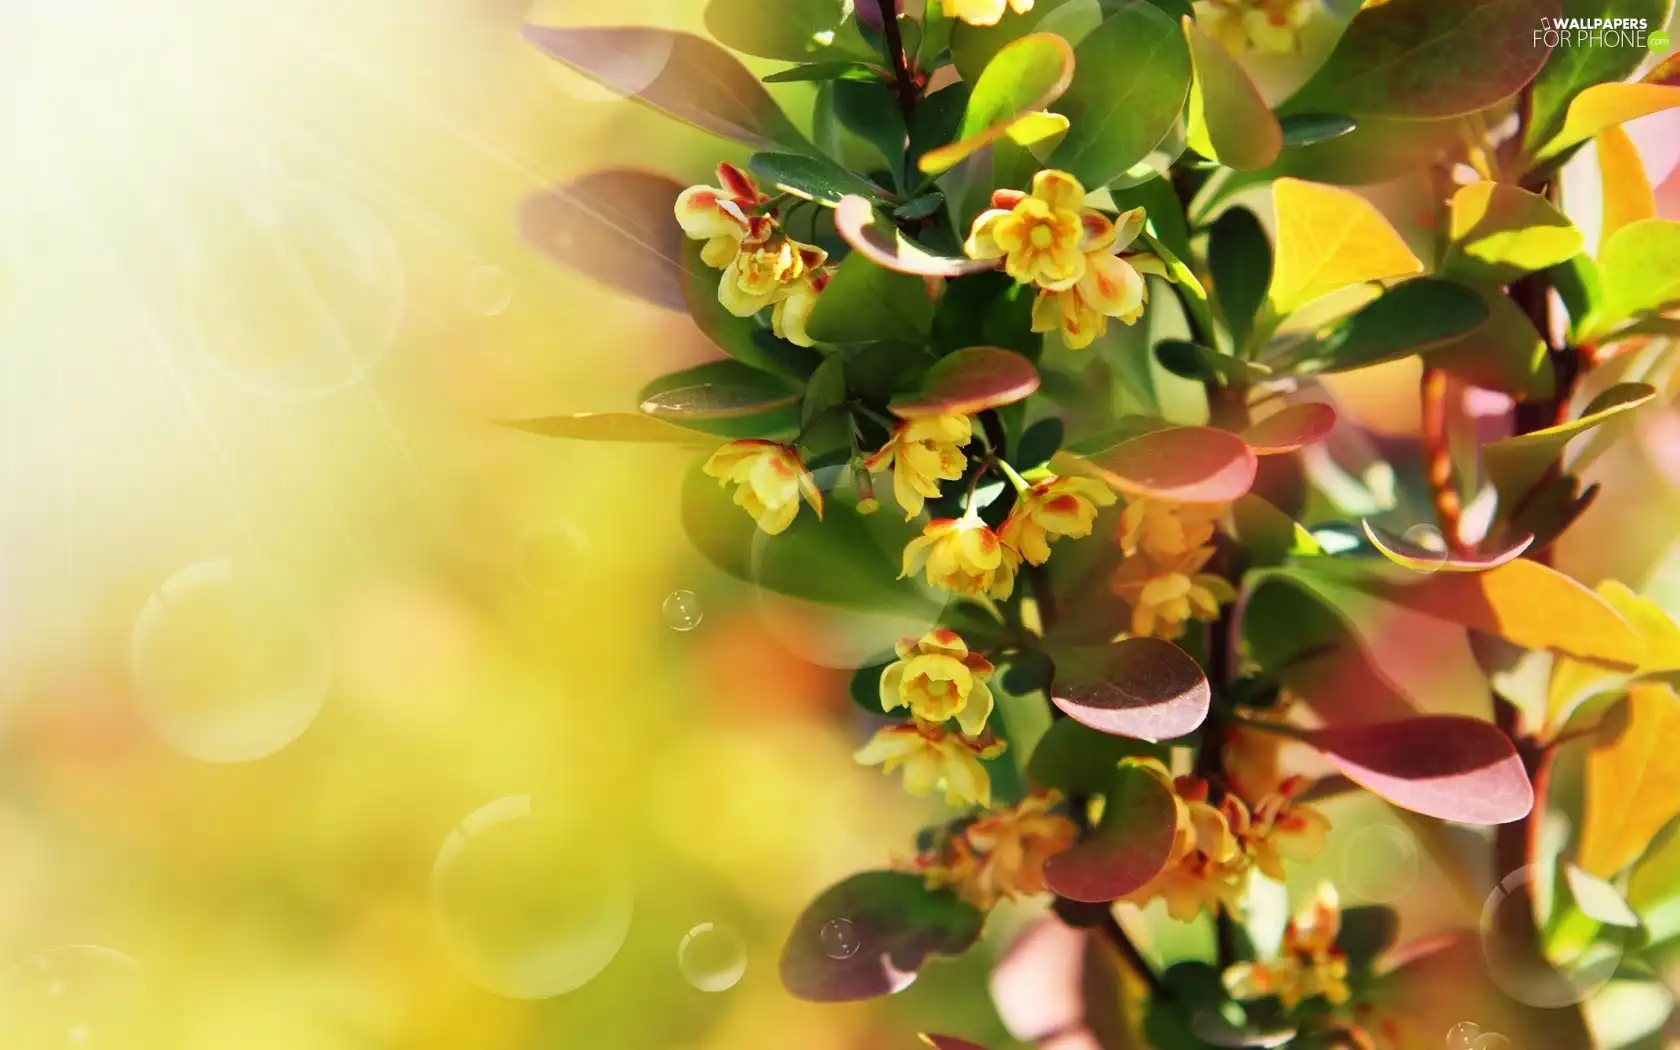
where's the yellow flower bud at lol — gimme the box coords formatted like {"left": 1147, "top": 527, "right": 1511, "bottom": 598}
{"left": 879, "top": 630, "right": 996, "bottom": 736}
{"left": 701, "top": 440, "right": 823, "bottom": 535}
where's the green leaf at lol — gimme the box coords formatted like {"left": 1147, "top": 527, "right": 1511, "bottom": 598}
{"left": 1035, "top": 0, "right": 1106, "bottom": 45}
{"left": 1155, "top": 340, "right": 1271, "bottom": 384}
{"left": 1282, "top": 0, "right": 1558, "bottom": 119}
{"left": 1278, "top": 112, "right": 1358, "bottom": 147}
{"left": 849, "top": 661, "right": 900, "bottom": 717}
{"left": 497, "top": 412, "right": 720, "bottom": 446}
{"left": 919, "top": 33, "right": 1076, "bottom": 176}
{"left": 1305, "top": 277, "right": 1490, "bottom": 375}
{"left": 1238, "top": 115, "right": 1461, "bottom": 188}
{"left": 521, "top": 27, "right": 814, "bottom": 152}
{"left": 1550, "top": 253, "right": 1609, "bottom": 341}
{"left": 1484, "top": 382, "right": 1656, "bottom": 515}
{"left": 1183, "top": 15, "right": 1282, "bottom": 171}
{"left": 949, "top": 0, "right": 1083, "bottom": 81}
{"left": 762, "top": 61, "right": 885, "bottom": 83}
{"left": 780, "top": 872, "right": 985, "bottom": 1001}
{"left": 1027, "top": 718, "right": 1165, "bottom": 795}
{"left": 1628, "top": 821, "right": 1680, "bottom": 943}
{"left": 1047, "top": 2, "right": 1192, "bottom": 189}
{"left": 641, "top": 384, "right": 802, "bottom": 420}
{"left": 1441, "top": 181, "right": 1584, "bottom": 286}
{"left": 747, "top": 151, "right": 891, "bottom": 205}
{"left": 678, "top": 240, "right": 819, "bottom": 378}
{"left": 682, "top": 462, "right": 941, "bottom": 614}
{"left": 1601, "top": 218, "right": 1680, "bottom": 323}
{"left": 1415, "top": 282, "right": 1554, "bottom": 399}
{"left": 704, "top": 0, "right": 876, "bottom": 61}
{"left": 1207, "top": 206, "right": 1271, "bottom": 350}
{"left": 835, "top": 195, "right": 999, "bottom": 277}
{"left": 840, "top": 340, "right": 938, "bottom": 400}
{"left": 907, "top": 84, "right": 971, "bottom": 182}
{"left": 1017, "top": 416, "right": 1065, "bottom": 468}
{"left": 517, "top": 170, "right": 687, "bottom": 312}
{"left": 1522, "top": 0, "right": 1671, "bottom": 153}
{"left": 639, "top": 359, "right": 802, "bottom": 435}
{"left": 832, "top": 79, "right": 910, "bottom": 188}
{"left": 802, "top": 354, "right": 848, "bottom": 426}
{"left": 893, "top": 193, "right": 946, "bottom": 221}
{"left": 1109, "top": 177, "right": 1191, "bottom": 267}
{"left": 806, "top": 253, "right": 935, "bottom": 343}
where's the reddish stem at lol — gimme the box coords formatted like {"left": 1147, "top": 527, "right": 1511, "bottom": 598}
{"left": 1421, "top": 366, "right": 1469, "bottom": 556}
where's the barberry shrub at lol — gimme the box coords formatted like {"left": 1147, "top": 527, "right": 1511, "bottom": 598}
{"left": 511, "top": 0, "right": 1680, "bottom": 1046}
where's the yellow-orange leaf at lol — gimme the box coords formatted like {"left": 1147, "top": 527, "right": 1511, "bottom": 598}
{"left": 1547, "top": 580, "right": 1680, "bottom": 736}
{"left": 1578, "top": 682, "right": 1680, "bottom": 877}
{"left": 1268, "top": 178, "right": 1422, "bottom": 316}
{"left": 1539, "top": 82, "right": 1680, "bottom": 160}
{"left": 1596, "top": 124, "right": 1655, "bottom": 245}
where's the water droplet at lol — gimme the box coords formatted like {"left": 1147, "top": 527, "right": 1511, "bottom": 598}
{"left": 1445, "top": 1023, "right": 1481, "bottom": 1050}
{"left": 1340, "top": 824, "right": 1420, "bottom": 904}
{"left": 128, "top": 559, "right": 330, "bottom": 763}
{"left": 748, "top": 464, "right": 950, "bottom": 668}
{"left": 513, "top": 519, "right": 589, "bottom": 596}
{"left": 432, "top": 795, "right": 633, "bottom": 999}
{"left": 677, "top": 922, "right": 747, "bottom": 993}
{"left": 465, "top": 265, "right": 513, "bottom": 317}
{"left": 181, "top": 180, "right": 403, "bottom": 399}
{"left": 662, "top": 590, "right": 703, "bottom": 632}
{"left": 1480, "top": 865, "right": 1625, "bottom": 1007}
{"left": 0, "top": 946, "right": 164, "bottom": 1049}
{"left": 819, "top": 918, "right": 859, "bottom": 960}
{"left": 1402, "top": 523, "right": 1449, "bottom": 574}
{"left": 1471, "top": 1035, "right": 1511, "bottom": 1050}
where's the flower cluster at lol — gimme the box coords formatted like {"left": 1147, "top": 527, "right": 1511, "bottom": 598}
{"left": 1120, "top": 760, "right": 1329, "bottom": 920}
{"left": 908, "top": 791, "right": 1079, "bottom": 909}
{"left": 1111, "top": 498, "right": 1237, "bottom": 640}
{"left": 862, "top": 413, "right": 974, "bottom": 520}
{"left": 701, "top": 439, "right": 824, "bottom": 536}
{"left": 1194, "top": 0, "right": 1318, "bottom": 53}
{"left": 675, "top": 163, "right": 831, "bottom": 347}
{"left": 965, "top": 171, "right": 1170, "bottom": 350}
{"left": 1224, "top": 882, "right": 1353, "bottom": 1010}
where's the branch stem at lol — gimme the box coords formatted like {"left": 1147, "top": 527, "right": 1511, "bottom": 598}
{"left": 872, "top": 0, "right": 918, "bottom": 122}
{"left": 1420, "top": 366, "right": 1469, "bottom": 555}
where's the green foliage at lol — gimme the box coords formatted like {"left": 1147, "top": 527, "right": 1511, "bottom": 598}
{"left": 806, "top": 252, "right": 936, "bottom": 342}
{"left": 1522, "top": 0, "right": 1673, "bottom": 153}
{"left": 1206, "top": 206, "right": 1271, "bottom": 350}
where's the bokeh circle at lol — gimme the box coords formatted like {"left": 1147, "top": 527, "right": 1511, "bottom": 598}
{"left": 1340, "top": 824, "right": 1421, "bottom": 904}
{"left": 677, "top": 922, "right": 747, "bottom": 993}
{"left": 1479, "top": 865, "right": 1625, "bottom": 1008}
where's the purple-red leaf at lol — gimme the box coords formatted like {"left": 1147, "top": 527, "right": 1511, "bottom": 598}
{"left": 780, "top": 872, "right": 984, "bottom": 1002}
{"left": 1241, "top": 403, "right": 1337, "bottom": 455}
{"left": 1043, "top": 760, "right": 1179, "bottom": 903}
{"left": 1298, "top": 715, "right": 1533, "bottom": 824}
{"left": 521, "top": 26, "right": 811, "bottom": 151}
{"left": 517, "top": 170, "right": 687, "bottom": 311}
{"left": 1057, "top": 426, "right": 1258, "bottom": 502}
{"left": 1050, "top": 638, "right": 1211, "bottom": 741}
{"left": 835, "top": 195, "right": 1000, "bottom": 277}
{"left": 891, "top": 347, "right": 1040, "bottom": 419}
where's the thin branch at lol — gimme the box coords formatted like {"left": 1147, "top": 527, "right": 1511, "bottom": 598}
{"left": 872, "top": 0, "right": 918, "bottom": 122}
{"left": 1420, "top": 366, "right": 1469, "bottom": 555}
{"left": 1098, "top": 912, "right": 1170, "bottom": 999}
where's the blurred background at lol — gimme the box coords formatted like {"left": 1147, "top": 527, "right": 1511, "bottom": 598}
{"left": 1, "top": 2, "right": 1678, "bottom": 1048}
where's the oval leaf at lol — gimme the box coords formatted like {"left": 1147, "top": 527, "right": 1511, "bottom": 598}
{"left": 1043, "top": 760, "right": 1180, "bottom": 902}
{"left": 1284, "top": 0, "right": 1556, "bottom": 119}
{"left": 1442, "top": 181, "right": 1584, "bottom": 287}
{"left": 1361, "top": 520, "right": 1534, "bottom": 573}
{"left": 1484, "top": 382, "right": 1655, "bottom": 515}
{"left": 1360, "top": 558, "right": 1643, "bottom": 668}
{"left": 1578, "top": 683, "right": 1680, "bottom": 877}
{"left": 1268, "top": 178, "right": 1423, "bottom": 315}
{"left": 1563, "top": 863, "right": 1640, "bottom": 928}
{"left": 1298, "top": 715, "right": 1533, "bottom": 824}
{"left": 1047, "top": 2, "right": 1192, "bottom": 188}
{"left": 1538, "top": 81, "right": 1680, "bottom": 160}
{"left": 1279, "top": 112, "right": 1358, "bottom": 147}
{"left": 1596, "top": 124, "right": 1656, "bottom": 245}
{"left": 1182, "top": 16, "right": 1282, "bottom": 171}
{"left": 1050, "top": 638, "right": 1211, "bottom": 741}
{"left": 780, "top": 871, "right": 985, "bottom": 1002}
{"left": 1309, "top": 277, "right": 1495, "bottom": 376}
{"left": 807, "top": 251, "right": 935, "bottom": 344}
{"left": 521, "top": 26, "right": 812, "bottom": 151}
{"left": 1241, "top": 403, "right": 1337, "bottom": 455}
{"left": 1400, "top": 281, "right": 1552, "bottom": 400}
{"left": 498, "top": 411, "right": 719, "bottom": 446}
{"left": 640, "top": 384, "right": 801, "bottom": 420}
{"left": 918, "top": 33, "right": 1075, "bottom": 175}
{"left": 748, "top": 151, "right": 890, "bottom": 205}
{"left": 1059, "top": 427, "right": 1258, "bottom": 503}
{"left": 836, "top": 195, "right": 999, "bottom": 277}
{"left": 703, "top": 0, "right": 873, "bottom": 62}
{"left": 1027, "top": 719, "right": 1166, "bottom": 796}
{"left": 1522, "top": 0, "right": 1669, "bottom": 153}
{"left": 1207, "top": 206, "right": 1272, "bottom": 350}
{"left": 1600, "top": 218, "right": 1680, "bottom": 323}
{"left": 891, "top": 347, "right": 1040, "bottom": 419}
{"left": 517, "top": 170, "right": 686, "bottom": 312}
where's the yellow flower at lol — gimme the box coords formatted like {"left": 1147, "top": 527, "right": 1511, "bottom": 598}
{"left": 1120, "top": 767, "right": 1252, "bottom": 921}
{"left": 701, "top": 440, "right": 824, "bottom": 536}
{"left": 1194, "top": 0, "right": 1317, "bottom": 54}
{"left": 719, "top": 227, "right": 828, "bottom": 319}
{"left": 1244, "top": 774, "right": 1331, "bottom": 881}
{"left": 940, "top": 791, "right": 1079, "bottom": 909}
{"left": 854, "top": 721, "right": 1007, "bottom": 807}
{"left": 771, "top": 268, "right": 831, "bottom": 348}
{"left": 1030, "top": 208, "right": 1171, "bottom": 349}
{"left": 1120, "top": 498, "right": 1228, "bottom": 561}
{"left": 964, "top": 170, "right": 1115, "bottom": 291}
{"left": 880, "top": 630, "right": 997, "bottom": 736}
{"left": 1111, "top": 546, "right": 1237, "bottom": 640}
{"left": 902, "top": 516, "right": 1021, "bottom": 600}
{"left": 1222, "top": 703, "right": 1294, "bottom": 804}
{"left": 674, "top": 162, "right": 769, "bottom": 267}
{"left": 1000, "top": 474, "right": 1117, "bottom": 566}
{"left": 862, "top": 414, "right": 974, "bottom": 520}
{"left": 941, "top": 0, "right": 1034, "bottom": 27}
{"left": 1224, "top": 883, "right": 1352, "bottom": 1010}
